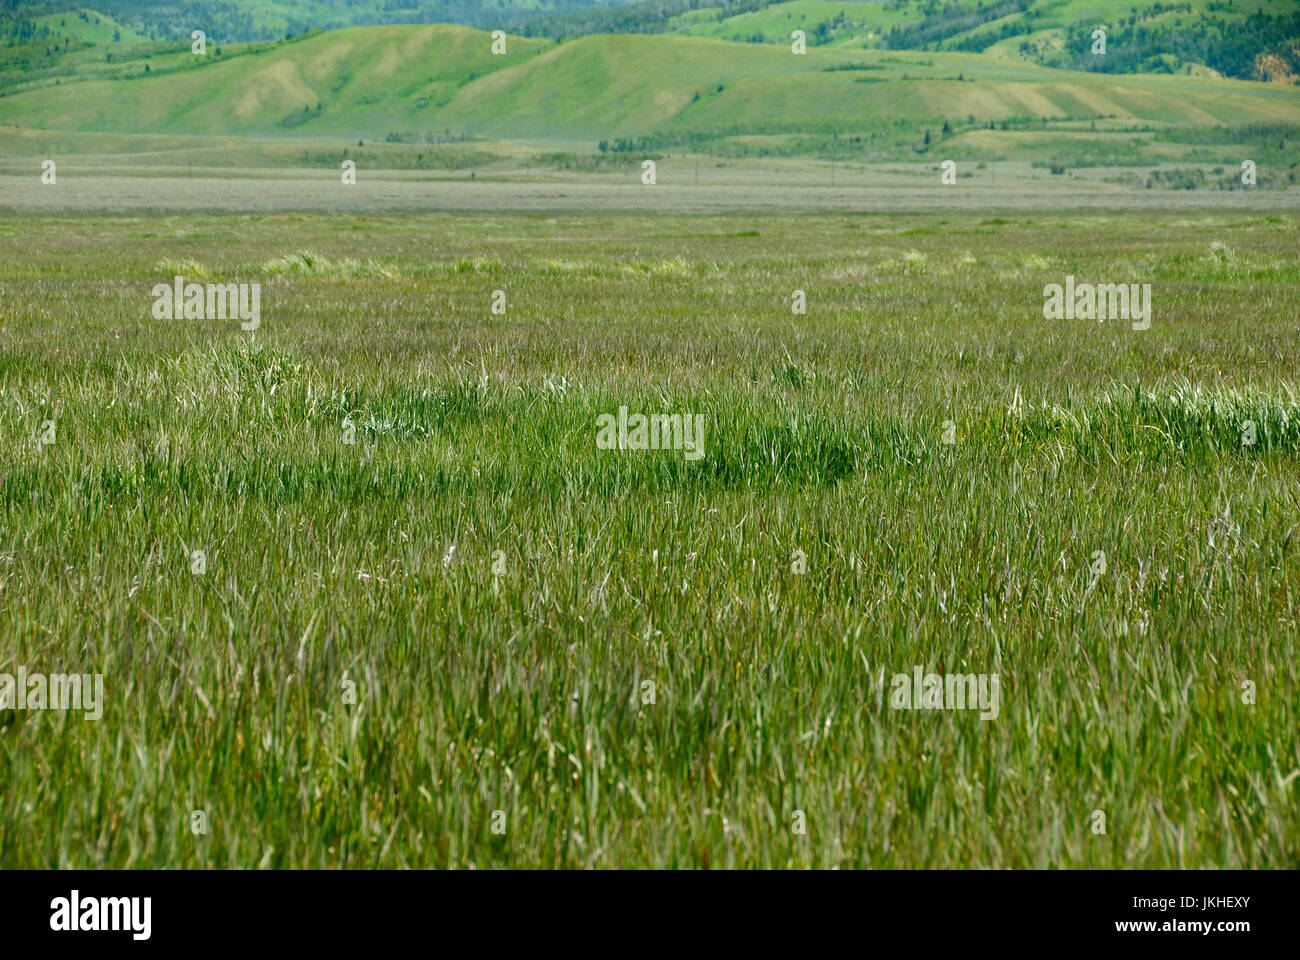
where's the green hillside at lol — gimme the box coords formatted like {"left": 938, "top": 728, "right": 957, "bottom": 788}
{"left": 533, "top": 0, "right": 1300, "bottom": 82}
{"left": 0, "top": 25, "right": 553, "bottom": 135}
{"left": 28, "top": 9, "right": 148, "bottom": 44}
{"left": 1, "top": 22, "right": 1297, "bottom": 144}
{"left": 2, "top": 1, "right": 646, "bottom": 43}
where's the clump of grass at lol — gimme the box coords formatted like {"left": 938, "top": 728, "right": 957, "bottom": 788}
{"left": 620, "top": 257, "right": 693, "bottom": 277}
{"left": 453, "top": 256, "right": 504, "bottom": 274}
{"left": 153, "top": 256, "right": 210, "bottom": 278}
{"left": 1008, "top": 380, "right": 1300, "bottom": 459}
{"left": 1209, "top": 240, "right": 1234, "bottom": 263}
{"left": 260, "top": 250, "right": 396, "bottom": 278}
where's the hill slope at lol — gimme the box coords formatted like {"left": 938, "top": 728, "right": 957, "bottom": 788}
{"left": 2, "top": 1, "right": 646, "bottom": 43}
{"left": 0, "top": 23, "right": 1297, "bottom": 143}
{"left": 526, "top": 0, "right": 1300, "bottom": 82}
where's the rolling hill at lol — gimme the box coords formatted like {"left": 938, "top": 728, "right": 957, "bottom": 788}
{"left": 7, "top": 1, "right": 1299, "bottom": 80}
{"left": 1, "top": 22, "right": 1298, "bottom": 145}
{"left": 2, "top": 1, "right": 647, "bottom": 43}
{"left": 530, "top": 0, "right": 1300, "bottom": 82}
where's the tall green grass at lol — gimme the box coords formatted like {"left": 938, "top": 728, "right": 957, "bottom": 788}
{"left": 0, "top": 212, "right": 1297, "bottom": 867}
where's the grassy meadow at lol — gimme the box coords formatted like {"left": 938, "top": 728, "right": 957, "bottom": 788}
{"left": 1, "top": 211, "right": 1297, "bottom": 868}
{"left": 2, "top": 3, "right": 1299, "bottom": 873}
